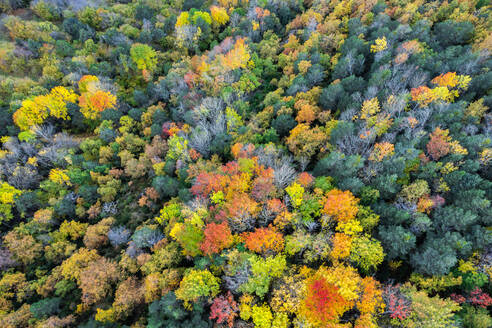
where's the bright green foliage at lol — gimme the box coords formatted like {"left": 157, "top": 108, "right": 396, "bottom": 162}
{"left": 240, "top": 255, "right": 287, "bottom": 298}
{"left": 226, "top": 107, "right": 244, "bottom": 133}
{"left": 175, "top": 269, "right": 220, "bottom": 303}
{"left": 170, "top": 221, "right": 204, "bottom": 257}
{"left": 166, "top": 135, "right": 188, "bottom": 161}
{"left": 349, "top": 236, "right": 385, "bottom": 272}
{"left": 155, "top": 203, "right": 182, "bottom": 225}
{"left": 130, "top": 43, "right": 158, "bottom": 72}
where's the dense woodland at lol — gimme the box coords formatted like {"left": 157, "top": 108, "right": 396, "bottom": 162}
{"left": 0, "top": 0, "right": 491, "bottom": 327}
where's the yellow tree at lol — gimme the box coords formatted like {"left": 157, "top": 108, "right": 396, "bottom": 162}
{"left": 0, "top": 182, "right": 22, "bottom": 222}
{"left": 13, "top": 86, "right": 77, "bottom": 131}
{"left": 218, "top": 38, "right": 250, "bottom": 71}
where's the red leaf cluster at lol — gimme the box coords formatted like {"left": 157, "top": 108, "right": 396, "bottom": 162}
{"left": 200, "top": 222, "right": 233, "bottom": 256}
{"left": 209, "top": 292, "right": 238, "bottom": 328}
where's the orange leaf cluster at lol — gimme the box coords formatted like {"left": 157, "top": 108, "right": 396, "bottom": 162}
{"left": 78, "top": 76, "right": 116, "bottom": 120}
{"left": 400, "top": 40, "right": 422, "bottom": 54}
{"left": 431, "top": 72, "right": 458, "bottom": 88}
{"left": 417, "top": 196, "right": 434, "bottom": 214}
{"left": 200, "top": 222, "right": 234, "bottom": 256}
{"left": 231, "top": 143, "right": 255, "bottom": 159}
{"left": 330, "top": 233, "right": 352, "bottom": 260}
{"left": 323, "top": 189, "right": 359, "bottom": 222}
{"left": 300, "top": 277, "right": 349, "bottom": 324}
{"left": 297, "top": 172, "right": 314, "bottom": 187}
{"left": 191, "top": 147, "right": 281, "bottom": 231}
{"left": 410, "top": 86, "right": 436, "bottom": 107}
{"left": 357, "top": 277, "right": 384, "bottom": 315}
{"left": 426, "top": 127, "right": 451, "bottom": 160}
{"left": 242, "top": 225, "right": 284, "bottom": 254}
{"left": 79, "top": 90, "right": 117, "bottom": 117}
{"left": 369, "top": 142, "right": 395, "bottom": 162}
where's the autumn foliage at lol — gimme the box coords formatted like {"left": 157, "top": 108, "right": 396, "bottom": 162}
{"left": 77, "top": 75, "right": 117, "bottom": 120}
{"left": 323, "top": 189, "right": 359, "bottom": 222}
{"left": 13, "top": 86, "right": 77, "bottom": 131}
{"left": 209, "top": 292, "right": 238, "bottom": 327}
{"left": 0, "top": 1, "right": 490, "bottom": 327}
{"left": 200, "top": 222, "right": 233, "bottom": 256}
{"left": 300, "top": 278, "right": 349, "bottom": 324}
{"left": 242, "top": 225, "right": 284, "bottom": 254}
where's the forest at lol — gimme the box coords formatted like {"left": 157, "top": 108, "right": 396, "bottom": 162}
{"left": 0, "top": 0, "right": 491, "bottom": 327}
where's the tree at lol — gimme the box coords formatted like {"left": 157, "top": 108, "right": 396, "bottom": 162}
{"left": 461, "top": 306, "right": 492, "bottom": 328}
{"left": 299, "top": 277, "right": 349, "bottom": 324}
{"left": 147, "top": 292, "right": 209, "bottom": 328}
{"left": 377, "top": 225, "right": 416, "bottom": 260}
{"left": 30, "top": 298, "right": 61, "bottom": 319}
{"left": 59, "top": 220, "right": 88, "bottom": 240}
{"left": 465, "top": 98, "right": 489, "bottom": 123}
{"left": 155, "top": 203, "right": 182, "bottom": 225}
{"left": 3, "top": 230, "right": 42, "bottom": 266}
{"left": 323, "top": 189, "right": 359, "bottom": 222}
{"left": 170, "top": 221, "right": 204, "bottom": 257}
{"left": 131, "top": 227, "right": 164, "bottom": 249}
{"left": 400, "top": 284, "right": 461, "bottom": 328}
{"left": 83, "top": 217, "right": 115, "bottom": 249}
{"left": 60, "top": 248, "right": 100, "bottom": 283}
{"left": 0, "top": 271, "right": 30, "bottom": 303}
{"left": 175, "top": 269, "right": 220, "bottom": 304}
{"left": 209, "top": 292, "right": 238, "bottom": 328}
{"left": 79, "top": 257, "right": 120, "bottom": 305}
{"left": 13, "top": 86, "right": 77, "bottom": 131}
{"left": 0, "top": 182, "right": 22, "bottom": 223}
{"left": 110, "top": 277, "right": 145, "bottom": 320}
{"left": 299, "top": 265, "right": 383, "bottom": 327}
{"left": 218, "top": 37, "right": 250, "bottom": 71}
{"left": 285, "top": 182, "right": 304, "bottom": 208}
{"left": 434, "top": 20, "right": 474, "bottom": 47}
{"left": 369, "top": 142, "right": 395, "bottom": 162}
{"left": 286, "top": 123, "right": 327, "bottom": 158}
{"left": 426, "top": 127, "right": 451, "bottom": 161}
{"left": 200, "top": 222, "right": 233, "bottom": 256}
{"left": 349, "top": 236, "right": 385, "bottom": 273}
{"left": 242, "top": 225, "right": 284, "bottom": 255}
{"left": 330, "top": 232, "right": 352, "bottom": 261}
{"left": 371, "top": 36, "right": 387, "bottom": 53}
{"left": 382, "top": 284, "right": 411, "bottom": 321}
{"left": 130, "top": 43, "right": 158, "bottom": 79}
{"left": 250, "top": 304, "right": 273, "bottom": 328}
{"left": 79, "top": 90, "right": 117, "bottom": 121}
{"left": 78, "top": 76, "right": 117, "bottom": 120}
{"left": 240, "top": 254, "right": 286, "bottom": 298}
{"left": 210, "top": 6, "right": 229, "bottom": 26}
{"left": 411, "top": 240, "right": 458, "bottom": 276}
